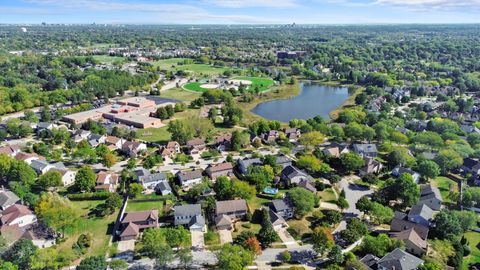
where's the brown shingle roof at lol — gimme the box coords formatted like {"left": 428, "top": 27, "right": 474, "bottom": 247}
{"left": 392, "top": 228, "right": 427, "bottom": 249}
{"left": 215, "top": 199, "right": 247, "bottom": 216}
{"left": 120, "top": 222, "right": 140, "bottom": 238}
{"left": 0, "top": 204, "right": 34, "bottom": 225}
{"left": 122, "top": 210, "right": 158, "bottom": 224}
{"left": 207, "top": 162, "right": 233, "bottom": 173}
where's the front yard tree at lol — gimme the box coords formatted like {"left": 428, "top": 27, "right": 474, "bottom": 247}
{"left": 340, "top": 152, "right": 364, "bottom": 173}
{"left": 328, "top": 245, "right": 344, "bottom": 265}
{"left": 103, "top": 152, "right": 117, "bottom": 168}
{"left": 287, "top": 187, "right": 315, "bottom": 217}
{"left": 77, "top": 256, "right": 107, "bottom": 270}
{"left": 128, "top": 183, "right": 143, "bottom": 198}
{"left": 279, "top": 250, "right": 291, "bottom": 264}
{"left": 217, "top": 244, "right": 254, "bottom": 270}
{"left": 231, "top": 130, "right": 250, "bottom": 151}
{"left": 299, "top": 131, "right": 325, "bottom": 148}
{"left": 418, "top": 160, "right": 440, "bottom": 181}
{"left": 2, "top": 239, "right": 37, "bottom": 270}
{"left": 258, "top": 208, "right": 278, "bottom": 247}
{"left": 311, "top": 227, "right": 334, "bottom": 255}
{"left": 37, "top": 170, "right": 63, "bottom": 190}
{"left": 35, "top": 193, "right": 78, "bottom": 237}
{"left": 435, "top": 149, "right": 463, "bottom": 174}
{"left": 74, "top": 165, "right": 96, "bottom": 192}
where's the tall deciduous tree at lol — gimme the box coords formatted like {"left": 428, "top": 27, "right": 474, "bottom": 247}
{"left": 35, "top": 193, "right": 78, "bottom": 237}
{"left": 216, "top": 244, "right": 254, "bottom": 270}
{"left": 74, "top": 165, "right": 96, "bottom": 192}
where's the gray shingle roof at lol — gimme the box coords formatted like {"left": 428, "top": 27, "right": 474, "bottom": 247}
{"left": 408, "top": 203, "right": 433, "bottom": 221}
{"left": 377, "top": 248, "right": 423, "bottom": 270}
{"left": 0, "top": 191, "right": 20, "bottom": 209}
{"left": 174, "top": 204, "right": 202, "bottom": 217}
{"left": 139, "top": 172, "right": 167, "bottom": 184}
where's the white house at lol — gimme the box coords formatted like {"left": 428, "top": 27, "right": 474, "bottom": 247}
{"left": 53, "top": 169, "right": 77, "bottom": 186}
{"left": 0, "top": 204, "right": 37, "bottom": 227}
{"left": 176, "top": 170, "right": 203, "bottom": 189}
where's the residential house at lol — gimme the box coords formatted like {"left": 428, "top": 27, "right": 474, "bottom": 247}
{"left": 30, "top": 160, "right": 55, "bottom": 175}
{"left": 119, "top": 210, "right": 159, "bottom": 241}
{"left": 237, "top": 157, "right": 262, "bottom": 175}
{"left": 0, "top": 191, "right": 20, "bottom": 211}
{"left": 173, "top": 204, "right": 206, "bottom": 232}
{"left": 360, "top": 254, "right": 380, "bottom": 270}
{"left": 322, "top": 143, "right": 350, "bottom": 158}
{"left": 51, "top": 168, "right": 76, "bottom": 186}
{"left": 0, "top": 204, "right": 37, "bottom": 227}
{"left": 122, "top": 141, "right": 147, "bottom": 157}
{"left": 105, "top": 136, "right": 124, "bottom": 150}
{"left": 177, "top": 170, "right": 203, "bottom": 189}
{"left": 36, "top": 122, "right": 56, "bottom": 135}
{"left": 205, "top": 162, "right": 233, "bottom": 179}
{"left": 419, "top": 184, "right": 442, "bottom": 211}
{"left": 215, "top": 214, "right": 233, "bottom": 230}
{"left": 460, "top": 124, "right": 480, "bottom": 134}
{"left": 280, "top": 165, "right": 313, "bottom": 186}
{"left": 214, "top": 134, "right": 232, "bottom": 151}
{"left": 160, "top": 141, "right": 181, "bottom": 159}
{"left": 72, "top": 129, "right": 91, "bottom": 143}
{"left": 269, "top": 209, "right": 288, "bottom": 230}
{"left": 260, "top": 130, "right": 279, "bottom": 144}
{"left": 392, "top": 228, "right": 428, "bottom": 256}
{"left": 14, "top": 152, "right": 44, "bottom": 165}
{"left": 215, "top": 199, "right": 248, "bottom": 221}
{"left": 276, "top": 154, "right": 293, "bottom": 168}
{"left": 22, "top": 226, "right": 56, "bottom": 248}
{"left": 352, "top": 144, "right": 378, "bottom": 158}
{"left": 138, "top": 172, "right": 168, "bottom": 191}
{"left": 284, "top": 128, "right": 301, "bottom": 141}
{"left": 269, "top": 199, "right": 294, "bottom": 219}
{"left": 376, "top": 248, "right": 424, "bottom": 270}
{"left": 0, "top": 145, "right": 21, "bottom": 157}
{"left": 461, "top": 158, "right": 480, "bottom": 175}
{"left": 95, "top": 172, "right": 119, "bottom": 192}
{"left": 390, "top": 213, "right": 429, "bottom": 240}
{"left": 408, "top": 204, "right": 434, "bottom": 227}
{"left": 298, "top": 179, "right": 317, "bottom": 193}
{"left": 392, "top": 166, "right": 421, "bottom": 183}
{"left": 186, "top": 138, "right": 206, "bottom": 154}
{"left": 359, "top": 157, "right": 383, "bottom": 176}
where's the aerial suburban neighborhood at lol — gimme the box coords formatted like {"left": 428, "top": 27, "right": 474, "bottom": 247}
{"left": 1, "top": 5, "right": 480, "bottom": 270}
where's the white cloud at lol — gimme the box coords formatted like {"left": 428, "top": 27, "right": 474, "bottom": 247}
{"left": 202, "top": 0, "right": 300, "bottom": 8}
{"left": 375, "top": 0, "right": 480, "bottom": 10}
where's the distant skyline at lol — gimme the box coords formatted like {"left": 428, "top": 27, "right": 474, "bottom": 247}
{"left": 1, "top": 0, "right": 480, "bottom": 25}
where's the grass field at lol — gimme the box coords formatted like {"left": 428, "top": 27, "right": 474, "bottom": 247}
{"left": 137, "top": 127, "right": 171, "bottom": 143}
{"left": 183, "top": 82, "right": 212, "bottom": 92}
{"left": 319, "top": 188, "right": 338, "bottom": 203}
{"left": 233, "top": 76, "right": 274, "bottom": 92}
{"left": 92, "top": 55, "right": 126, "bottom": 63}
{"left": 55, "top": 200, "right": 117, "bottom": 260}
{"left": 160, "top": 87, "right": 201, "bottom": 102}
{"left": 126, "top": 195, "right": 165, "bottom": 214}
{"left": 152, "top": 58, "right": 232, "bottom": 76}
{"left": 431, "top": 176, "right": 458, "bottom": 203}
{"left": 464, "top": 231, "right": 480, "bottom": 269}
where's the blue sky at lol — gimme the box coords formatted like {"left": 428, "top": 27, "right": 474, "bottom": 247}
{"left": 1, "top": 0, "right": 480, "bottom": 24}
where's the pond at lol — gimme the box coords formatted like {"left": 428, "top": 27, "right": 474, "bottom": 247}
{"left": 251, "top": 82, "right": 352, "bottom": 122}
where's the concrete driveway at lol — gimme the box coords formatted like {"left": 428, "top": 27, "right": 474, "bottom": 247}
{"left": 117, "top": 240, "right": 135, "bottom": 252}
{"left": 191, "top": 230, "right": 205, "bottom": 248}
{"left": 218, "top": 229, "right": 233, "bottom": 244}
{"left": 276, "top": 228, "right": 299, "bottom": 248}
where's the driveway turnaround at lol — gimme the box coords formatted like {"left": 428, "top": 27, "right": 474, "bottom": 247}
{"left": 191, "top": 230, "right": 205, "bottom": 248}
{"left": 218, "top": 229, "right": 233, "bottom": 244}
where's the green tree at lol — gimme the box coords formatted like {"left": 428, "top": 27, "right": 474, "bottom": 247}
{"left": 381, "top": 173, "right": 420, "bottom": 208}
{"left": 177, "top": 249, "right": 193, "bottom": 269}
{"left": 167, "top": 120, "right": 195, "bottom": 145}
{"left": 162, "top": 226, "right": 190, "bottom": 249}
{"left": 288, "top": 188, "right": 315, "bottom": 217}
{"left": 213, "top": 176, "right": 234, "bottom": 200}
{"left": 37, "top": 170, "right": 63, "bottom": 190}
{"left": 217, "top": 244, "right": 254, "bottom": 270}
{"left": 2, "top": 239, "right": 36, "bottom": 269}
{"left": 311, "top": 227, "right": 334, "bottom": 255}
{"left": 35, "top": 193, "right": 78, "bottom": 237}
{"left": 258, "top": 209, "right": 278, "bottom": 247}
{"left": 418, "top": 160, "right": 440, "bottom": 181}
{"left": 340, "top": 152, "right": 364, "bottom": 173}
{"left": 230, "top": 130, "right": 250, "bottom": 151}
{"left": 360, "top": 234, "right": 402, "bottom": 257}
{"left": 77, "top": 256, "right": 107, "bottom": 270}
{"left": 435, "top": 149, "right": 463, "bottom": 174}
{"left": 328, "top": 245, "right": 344, "bottom": 264}
{"left": 340, "top": 218, "right": 368, "bottom": 244}
{"left": 232, "top": 180, "right": 256, "bottom": 200}
{"left": 129, "top": 183, "right": 143, "bottom": 198}
{"left": 74, "top": 165, "right": 96, "bottom": 192}
{"left": 0, "top": 262, "right": 18, "bottom": 270}
{"left": 431, "top": 210, "right": 463, "bottom": 240}
{"left": 279, "top": 250, "right": 291, "bottom": 264}
{"left": 108, "top": 260, "right": 128, "bottom": 270}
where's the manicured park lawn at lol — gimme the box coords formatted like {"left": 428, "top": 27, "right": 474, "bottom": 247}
{"left": 431, "top": 176, "right": 458, "bottom": 203}
{"left": 92, "top": 55, "right": 125, "bottom": 63}
{"left": 463, "top": 231, "right": 480, "bottom": 269}
{"left": 233, "top": 76, "right": 274, "bottom": 92}
{"left": 184, "top": 82, "right": 211, "bottom": 92}
{"left": 152, "top": 58, "right": 232, "bottom": 76}
{"left": 137, "top": 127, "right": 171, "bottom": 143}
{"left": 160, "top": 87, "right": 201, "bottom": 102}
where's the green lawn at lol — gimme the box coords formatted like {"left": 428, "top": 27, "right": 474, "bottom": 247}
{"left": 160, "top": 87, "right": 201, "bottom": 102}
{"left": 152, "top": 58, "right": 232, "bottom": 76}
{"left": 431, "top": 176, "right": 458, "bottom": 203}
{"left": 232, "top": 221, "right": 262, "bottom": 238}
{"left": 463, "top": 231, "right": 480, "bottom": 269}
{"left": 204, "top": 231, "right": 221, "bottom": 246}
{"left": 57, "top": 200, "right": 118, "bottom": 259}
{"left": 184, "top": 82, "right": 213, "bottom": 92}
{"left": 137, "top": 127, "right": 171, "bottom": 143}
{"left": 126, "top": 194, "right": 166, "bottom": 214}
{"left": 92, "top": 55, "right": 126, "bottom": 63}
{"left": 319, "top": 188, "right": 338, "bottom": 203}
{"left": 233, "top": 76, "right": 274, "bottom": 92}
